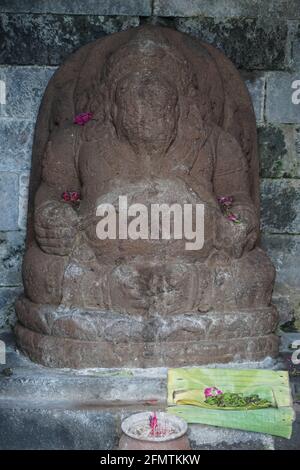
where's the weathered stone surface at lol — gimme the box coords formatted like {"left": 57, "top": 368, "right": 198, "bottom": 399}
{"left": 174, "top": 17, "right": 288, "bottom": 70}
{"left": 188, "top": 424, "right": 274, "bottom": 450}
{"left": 272, "top": 294, "right": 296, "bottom": 325}
{"left": 0, "top": 66, "right": 55, "bottom": 120}
{"left": 292, "top": 38, "right": 300, "bottom": 70}
{"left": 0, "top": 231, "right": 25, "bottom": 286}
{"left": 18, "top": 172, "right": 30, "bottom": 230}
{"left": 0, "top": 119, "right": 33, "bottom": 171}
{"left": 0, "top": 14, "right": 289, "bottom": 70}
{"left": 153, "top": 0, "right": 300, "bottom": 19}
{"left": 0, "top": 332, "right": 167, "bottom": 402}
{"left": 0, "top": 172, "right": 19, "bottom": 230}
{"left": 15, "top": 323, "right": 279, "bottom": 368}
{"left": 260, "top": 179, "right": 300, "bottom": 233}
{"left": 0, "top": 14, "right": 140, "bottom": 65}
{"left": 0, "top": 287, "right": 22, "bottom": 329}
{"left": 292, "top": 23, "right": 300, "bottom": 69}
{"left": 0, "top": 333, "right": 280, "bottom": 451}
{"left": 16, "top": 297, "right": 278, "bottom": 342}
{"left": 0, "top": 0, "right": 152, "bottom": 16}
{"left": 244, "top": 73, "right": 265, "bottom": 123}
{"left": 0, "top": 364, "right": 166, "bottom": 405}
{"left": 287, "top": 20, "right": 300, "bottom": 71}
{"left": 261, "top": 234, "right": 300, "bottom": 322}
{"left": 0, "top": 408, "right": 118, "bottom": 450}
{"left": 263, "top": 235, "right": 300, "bottom": 287}
{"left": 279, "top": 330, "right": 300, "bottom": 352}
{"left": 266, "top": 72, "right": 300, "bottom": 123}
{"left": 16, "top": 25, "right": 278, "bottom": 367}
{"left": 258, "top": 125, "right": 300, "bottom": 178}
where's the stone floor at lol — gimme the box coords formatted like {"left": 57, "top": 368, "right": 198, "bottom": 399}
{"left": 0, "top": 330, "right": 299, "bottom": 450}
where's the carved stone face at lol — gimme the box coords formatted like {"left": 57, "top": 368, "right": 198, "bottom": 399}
{"left": 113, "top": 72, "right": 179, "bottom": 155}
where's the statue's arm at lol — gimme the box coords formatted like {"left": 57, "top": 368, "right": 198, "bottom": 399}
{"left": 213, "top": 129, "right": 259, "bottom": 256}
{"left": 34, "top": 127, "right": 81, "bottom": 256}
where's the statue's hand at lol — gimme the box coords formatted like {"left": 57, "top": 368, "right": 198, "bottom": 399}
{"left": 216, "top": 215, "right": 256, "bottom": 259}
{"left": 34, "top": 202, "right": 79, "bottom": 256}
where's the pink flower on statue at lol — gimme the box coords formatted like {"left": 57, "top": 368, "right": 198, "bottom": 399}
{"left": 227, "top": 212, "right": 240, "bottom": 223}
{"left": 73, "top": 112, "right": 93, "bottom": 126}
{"left": 62, "top": 191, "right": 81, "bottom": 203}
{"left": 217, "top": 196, "right": 233, "bottom": 207}
{"left": 204, "top": 387, "right": 223, "bottom": 398}
{"left": 70, "top": 191, "right": 80, "bottom": 202}
{"left": 217, "top": 196, "right": 241, "bottom": 223}
{"left": 62, "top": 191, "right": 71, "bottom": 202}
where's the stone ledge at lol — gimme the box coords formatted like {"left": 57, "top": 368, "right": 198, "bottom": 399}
{"left": 0, "top": 405, "right": 277, "bottom": 450}
{"left": 0, "top": 407, "right": 119, "bottom": 450}
{"left": 153, "top": 0, "right": 300, "bottom": 19}
{"left": 0, "top": 332, "right": 297, "bottom": 450}
{"left": 0, "top": 0, "right": 152, "bottom": 16}
{"left": 1, "top": 0, "right": 300, "bottom": 21}
{"left": 0, "top": 331, "right": 276, "bottom": 404}
{"left": 0, "top": 172, "right": 19, "bottom": 231}
{"left": 16, "top": 296, "right": 278, "bottom": 342}
{"left": 15, "top": 321, "right": 279, "bottom": 369}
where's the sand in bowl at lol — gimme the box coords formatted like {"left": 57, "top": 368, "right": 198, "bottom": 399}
{"left": 118, "top": 412, "right": 190, "bottom": 450}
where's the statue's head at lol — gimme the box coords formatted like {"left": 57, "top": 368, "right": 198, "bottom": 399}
{"left": 112, "top": 71, "right": 179, "bottom": 155}
{"left": 97, "top": 28, "right": 199, "bottom": 155}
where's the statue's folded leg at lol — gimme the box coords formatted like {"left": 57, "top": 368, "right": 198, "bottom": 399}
{"left": 22, "top": 242, "right": 68, "bottom": 305}
{"left": 15, "top": 246, "right": 279, "bottom": 367}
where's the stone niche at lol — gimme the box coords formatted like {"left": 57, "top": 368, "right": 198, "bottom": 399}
{"left": 15, "top": 25, "right": 279, "bottom": 368}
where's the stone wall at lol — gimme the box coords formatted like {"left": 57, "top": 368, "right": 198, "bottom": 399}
{"left": 0, "top": 0, "right": 299, "bottom": 328}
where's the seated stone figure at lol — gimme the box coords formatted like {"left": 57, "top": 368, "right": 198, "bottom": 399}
{"left": 15, "top": 26, "right": 278, "bottom": 367}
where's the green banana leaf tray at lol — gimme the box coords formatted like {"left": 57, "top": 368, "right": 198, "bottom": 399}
{"left": 167, "top": 368, "right": 294, "bottom": 439}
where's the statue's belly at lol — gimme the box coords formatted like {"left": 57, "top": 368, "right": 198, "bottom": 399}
{"left": 81, "top": 178, "right": 219, "bottom": 259}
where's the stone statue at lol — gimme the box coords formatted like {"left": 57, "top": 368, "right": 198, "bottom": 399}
{"left": 15, "top": 26, "right": 278, "bottom": 367}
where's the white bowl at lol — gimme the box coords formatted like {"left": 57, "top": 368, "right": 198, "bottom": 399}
{"left": 121, "top": 411, "right": 188, "bottom": 442}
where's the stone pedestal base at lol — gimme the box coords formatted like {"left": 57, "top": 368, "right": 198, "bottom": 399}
{"left": 15, "top": 296, "right": 279, "bottom": 368}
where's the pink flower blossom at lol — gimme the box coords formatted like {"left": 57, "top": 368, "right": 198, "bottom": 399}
{"left": 227, "top": 212, "right": 240, "bottom": 223}
{"left": 204, "top": 387, "right": 223, "bottom": 398}
{"left": 217, "top": 196, "right": 233, "bottom": 207}
{"left": 62, "top": 191, "right": 71, "bottom": 202}
{"left": 61, "top": 191, "right": 81, "bottom": 203}
{"left": 70, "top": 191, "right": 80, "bottom": 202}
{"left": 217, "top": 196, "right": 241, "bottom": 223}
{"left": 73, "top": 112, "right": 93, "bottom": 126}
